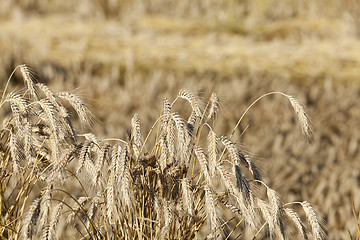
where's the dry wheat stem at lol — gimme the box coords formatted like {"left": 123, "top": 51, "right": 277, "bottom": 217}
{"left": 1, "top": 65, "right": 22, "bottom": 103}
{"left": 230, "top": 91, "right": 312, "bottom": 140}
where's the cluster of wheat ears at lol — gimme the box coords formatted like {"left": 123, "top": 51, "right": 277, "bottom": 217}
{"left": 0, "top": 65, "right": 325, "bottom": 239}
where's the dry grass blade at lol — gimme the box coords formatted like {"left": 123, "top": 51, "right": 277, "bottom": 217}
{"left": 352, "top": 200, "right": 360, "bottom": 239}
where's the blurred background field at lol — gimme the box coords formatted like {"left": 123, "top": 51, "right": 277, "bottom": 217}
{"left": 1, "top": 0, "right": 360, "bottom": 239}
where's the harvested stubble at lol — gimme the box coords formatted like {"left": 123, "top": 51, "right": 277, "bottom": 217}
{"left": 0, "top": 65, "right": 325, "bottom": 239}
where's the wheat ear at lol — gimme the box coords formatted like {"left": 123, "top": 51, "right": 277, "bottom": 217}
{"left": 159, "top": 136, "right": 169, "bottom": 172}
{"left": 284, "top": 207, "right": 308, "bottom": 239}
{"left": 181, "top": 178, "right": 194, "bottom": 216}
{"left": 131, "top": 113, "right": 143, "bottom": 159}
{"left": 204, "top": 186, "right": 219, "bottom": 237}
{"left": 194, "top": 146, "right": 211, "bottom": 184}
{"left": 178, "top": 89, "right": 202, "bottom": 117}
{"left": 284, "top": 94, "right": 313, "bottom": 139}
{"left": 38, "top": 184, "right": 52, "bottom": 233}
{"left": 9, "top": 130, "right": 22, "bottom": 172}
{"left": 57, "top": 91, "right": 92, "bottom": 126}
{"left": 257, "top": 198, "right": 275, "bottom": 234}
{"left": 19, "top": 64, "right": 37, "bottom": 99}
{"left": 66, "top": 197, "right": 89, "bottom": 224}
{"left": 207, "top": 92, "right": 219, "bottom": 120}
{"left": 230, "top": 92, "right": 313, "bottom": 140}
{"left": 22, "top": 198, "right": 41, "bottom": 239}
{"left": 6, "top": 93, "right": 28, "bottom": 131}
{"left": 207, "top": 130, "right": 217, "bottom": 177}
{"left": 94, "top": 143, "right": 110, "bottom": 185}
{"left": 266, "top": 187, "right": 285, "bottom": 238}
{"left": 300, "top": 201, "right": 324, "bottom": 240}
{"left": 42, "top": 202, "right": 63, "bottom": 240}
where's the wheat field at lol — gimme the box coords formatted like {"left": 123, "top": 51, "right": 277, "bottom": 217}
{"left": 0, "top": 1, "right": 360, "bottom": 239}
